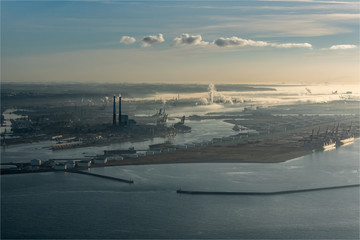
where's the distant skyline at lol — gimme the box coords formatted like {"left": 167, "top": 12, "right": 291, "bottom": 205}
{"left": 1, "top": 0, "right": 359, "bottom": 84}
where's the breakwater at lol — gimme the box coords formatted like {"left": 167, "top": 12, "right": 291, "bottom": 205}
{"left": 176, "top": 184, "right": 360, "bottom": 195}
{"left": 71, "top": 171, "right": 134, "bottom": 184}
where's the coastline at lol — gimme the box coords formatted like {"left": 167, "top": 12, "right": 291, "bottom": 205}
{"left": 0, "top": 141, "right": 313, "bottom": 175}
{"left": 108, "top": 147, "right": 311, "bottom": 166}
{"left": 87, "top": 140, "right": 313, "bottom": 168}
{"left": 2, "top": 129, "right": 358, "bottom": 174}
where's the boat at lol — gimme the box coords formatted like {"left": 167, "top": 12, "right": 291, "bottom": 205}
{"left": 173, "top": 122, "right": 191, "bottom": 133}
{"left": 232, "top": 125, "right": 248, "bottom": 132}
{"left": 104, "top": 147, "right": 136, "bottom": 155}
{"left": 338, "top": 137, "right": 354, "bottom": 147}
{"left": 153, "top": 108, "right": 168, "bottom": 125}
{"left": 149, "top": 142, "right": 173, "bottom": 150}
{"left": 232, "top": 125, "right": 240, "bottom": 131}
{"left": 322, "top": 141, "right": 336, "bottom": 152}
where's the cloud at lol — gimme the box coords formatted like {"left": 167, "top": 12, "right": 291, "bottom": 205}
{"left": 213, "top": 36, "right": 312, "bottom": 49}
{"left": 329, "top": 44, "right": 357, "bottom": 50}
{"left": 120, "top": 36, "right": 136, "bottom": 44}
{"left": 142, "top": 33, "right": 165, "bottom": 47}
{"left": 214, "top": 37, "right": 268, "bottom": 47}
{"left": 201, "top": 12, "right": 355, "bottom": 38}
{"left": 173, "top": 33, "right": 209, "bottom": 46}
{"left": 271, "top": 43, "right": 312, "bottom": 48}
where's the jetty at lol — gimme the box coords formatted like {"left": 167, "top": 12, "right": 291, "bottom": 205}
{"left": 176, "top": 184, "right": 360, "bottom": 195}
{"left": 71, "top": 171, "right": 134, "bottom": 184}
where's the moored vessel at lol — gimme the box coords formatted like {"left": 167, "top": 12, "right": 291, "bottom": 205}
{"left": 322, "top": 141, "right": 336, "bottom": 152}
{"left": 338, "top": 137, "right": 354, "bottom": 146}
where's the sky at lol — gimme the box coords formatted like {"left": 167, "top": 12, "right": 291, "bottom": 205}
{"left": 1, "top": 0, "right": 359, "bottom": 85}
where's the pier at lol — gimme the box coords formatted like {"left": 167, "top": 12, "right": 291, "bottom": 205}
{"left": 71, "top": 170, "right": 134, "bottom": 184}
{"left": 176, "top": 184, "right": 360, "bottom": 195}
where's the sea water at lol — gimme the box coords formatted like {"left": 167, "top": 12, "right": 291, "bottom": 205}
{"left": 1, "top": 141, "right": 359, "bottom": 239}
{"left": 1, "top": 119, "right": 236, "bottom": 163}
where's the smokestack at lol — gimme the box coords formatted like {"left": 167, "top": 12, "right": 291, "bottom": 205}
{"left": 113, "top": 95, "right": 116, "bottom": 126}
{"left": 119, "top": 96, "right": 122, "bottom": 125}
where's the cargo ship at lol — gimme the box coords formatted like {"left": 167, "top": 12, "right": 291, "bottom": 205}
{"left": 104, "top": 147, "right": 136, "bottom": 155}
{"left": 149, "top": 142, "right": 173, "bottom": 150}
{"left": 322, "top": 141, "right": 336, "bottom": 152}
{"left": 337, "top": 137, "right": 354, "bottom": 147}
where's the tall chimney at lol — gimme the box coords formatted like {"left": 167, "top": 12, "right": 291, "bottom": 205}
{"left": 113, "top": 95, "right": 116, "bottom": 126}
{"left": 119, "top": 96, "right": 122, "bottom": 125}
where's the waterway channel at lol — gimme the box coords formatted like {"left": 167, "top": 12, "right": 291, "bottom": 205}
{"left": 1, "top": 118, "right": 236, "bottom": 163}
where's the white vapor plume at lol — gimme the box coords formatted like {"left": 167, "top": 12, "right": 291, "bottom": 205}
{"left": 206, "top": 83, "right": 233, "bottom": 105}
{"left": 120, "top": 36, "right": 136, "bottom": 44}
{"left": 173, "top": 33, "right": 209, "bottom": 46}
{"left": 199, "top": 97, "right": 209, "bottom": 105}
{"left": 329, "top": 44, "right": 357, "bottom": 50}
{"left": 208, "top": 83, "right": 216, "bottom": 104}
{"left": 142, "top": 33, "right": 165, "bottom": 47}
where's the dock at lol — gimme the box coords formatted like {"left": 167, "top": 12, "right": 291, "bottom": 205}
{"left": 176, "top": 184, "right": 360, "bottom": 195}
{"left": 71, "top": 170, "right": 134, "bottom": 184}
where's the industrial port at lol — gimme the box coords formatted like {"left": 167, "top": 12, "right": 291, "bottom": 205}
{"left": 1, "top": 83, "right": 359, "bottom": 174}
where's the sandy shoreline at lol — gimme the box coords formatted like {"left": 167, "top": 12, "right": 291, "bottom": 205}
{"left": 100, "top": 141, "right": 313, "bottom": 168}
{"left": 0, "top": 141, "right": 312, "bottom": 175}
{"left": 72, "top": 118, "right": 359, "bottom": 168}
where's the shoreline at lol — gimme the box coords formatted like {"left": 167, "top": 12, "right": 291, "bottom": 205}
{"left": 2, "top": 127, "right": 358, "bottom": 174}
{"left": 1, "top": 140, "right": 313, "bottom": 175}
{"left": 101, "top": 144, "right": 313, "bottom": 167}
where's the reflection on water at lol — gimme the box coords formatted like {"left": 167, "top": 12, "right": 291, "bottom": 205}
{"left": 1, "top": 141, "right": 359, "bottom": 239}
{"left": 89, "top": 140, "right": 360, "bottom": 192}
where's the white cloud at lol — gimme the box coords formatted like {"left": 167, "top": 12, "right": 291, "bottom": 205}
{"left": 214, "top": 37, "right": 268, "bottom": 47}
{"left": 120, "top": 36, "right": 136, "bottom": 44}
{"left": 213, "top": 36, "right": 312, "bottom": 49}
{"left": 329, "top": 44, "right": 357, "bottom": 50}
{"left": 173, "top": 33, "right": 209, "bottom": 46}
{"left": 271, "top": 43, "right": 313, "bottom": 48}
{"left": 142, "top": 33, "right": 165, "bottom": 47}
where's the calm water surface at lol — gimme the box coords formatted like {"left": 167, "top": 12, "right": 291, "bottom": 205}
{"left": 1, "top": 119, "right": 235, "bottom": 163}
{"left": 1, "top": 141, "right": 359, "bottom": 239}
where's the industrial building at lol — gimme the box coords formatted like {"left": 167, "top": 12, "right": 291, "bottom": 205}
{"left": 112, "top": 95, "right": 136, "bottom": 128}
{"left": 77, "top": 160, "right": 91, "bottom": 168}
{"left": 54, "top": 163, "right": 67, "bottom": 170}
{"left": 30, "top": 159, "right": 42, "bottom": 166}
{"left": 67, "top": 160, "right": 76, "bottom": 169}
{"left": 94, "top": 156, "right": 108, "bottom": 164}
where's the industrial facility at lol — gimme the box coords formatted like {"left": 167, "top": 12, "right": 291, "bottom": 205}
{"left": 112, "top": 95, "right": 136, "bottom": 128}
